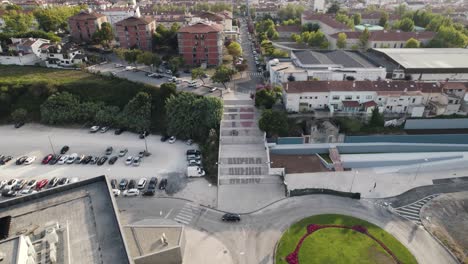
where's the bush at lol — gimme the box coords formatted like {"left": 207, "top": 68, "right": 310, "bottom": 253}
{"left": 11, "top": 108, "right": 27, "bottom": 123}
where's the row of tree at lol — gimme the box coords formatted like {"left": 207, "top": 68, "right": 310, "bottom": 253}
{"left": 291, "top": 30, "right": 329, "bottom": 49}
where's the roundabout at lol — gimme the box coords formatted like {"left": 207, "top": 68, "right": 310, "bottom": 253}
{"left": 275, "top": 214, "right": 417, "bottom": 264}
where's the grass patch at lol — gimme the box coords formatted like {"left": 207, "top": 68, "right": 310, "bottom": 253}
{"left": 276, "top": 214, "right": 417, "bottom": 264}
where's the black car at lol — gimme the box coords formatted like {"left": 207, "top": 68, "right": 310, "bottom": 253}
{"left": 90, "top": 156, "right": 98, "bottom": 165}
{"left": 222, "top": 213, "right": 241, "bottom": 222}
{"left": 119, "top": 179, "right": 128, "bottom": 190}
{"left": 81, "top": 155, "right": 92, "bottom": 164}
{"left": 139, "top": 131, "right": 149, "bottom": 139}
{"left": 159, "top": 179, "right": 167, "bottom": 190}
{"left": 143, "top": 186, "right": 155, "bottom": 196}
{"left": 48, "top": 177, "right": 58, "bottom": 187}
{"left": 110, "top": 179, "right": 117, "bottom": 189}
{"left": 16, "top": 156, "right": 27, "bottom": 165}
{"left": 149, "top": 177, "right": 158, "bottom": 186}
{"left": 160, "top": 135, "right": 170, "bottom": 142}
{"left": 183, "top": 69, "right": 191, "bottom": 74}
{"left": 108, "top": 156, "right": 118, "bottom": 165}
{"left": 97, "top": 156, "right": 108, "bottom": 166}
{"left": 58, "top": 178, "right": 69, "bottom": 185}
{"left": 114, "top": 128, "right": 126, "bottom": 135}
{"left": 14, "top": 122, "right": 25, "bottom": 128}
{"left": 49, "top": 155, "right": 61, "bottom": 165}
{"left": 105, "top": 146, "right": 113, "bottom": 155}
{"left": 60, "top": 145, "right": 69, "bottom": 154}
{"left": 186, "top": 149, "right": 201, "bottom": 156}
{"left": 128, "top": 180, "right": 136, "bottom": 189}
{"left": 0, "top": 155, "right": 12, "bottom": 165}
{"left": 2, "top": 189, "right": 16, "bottom": 197}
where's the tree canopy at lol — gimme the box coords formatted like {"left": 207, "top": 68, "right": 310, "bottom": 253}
{"left": 211, "top": 66, "right": 236, "bottom": 89}
{"left": 191, "top": 67, "right": 207, "bottom": 84}
{"left": 2, "top": 10, "right": 36, "bottom": 33}
{"left": 92, "top": 22, "right": 113, "bottom": 46}
{"left": 326, "top": 2, "right": 340, "bottom": 14}
{"left": 255, "top": 86, "right": 282, "bottom": 109}
{"left": 404, "top": 38, "right": 420, "bottom": 48}
{"left": 119, "top": 92, "right": 151, "bottom": 132}
{"left": 227, "top": 41, "right": 242, "bottom": 58}
{"left": 259, "top": 109, "right": 289, "bottom": 137}
{"left": 337, "top": 32, "right": 347, "bottom": 49}
{"left": 33, "top": 6, "right": 83, "bottom": 32}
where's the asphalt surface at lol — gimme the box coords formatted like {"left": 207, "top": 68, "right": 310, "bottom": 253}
{"left": 117, "top": 194, "right": 458, "bottom": 264}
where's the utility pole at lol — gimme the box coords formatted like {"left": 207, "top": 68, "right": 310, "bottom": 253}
{"left": 48, "top": 135, "right": 56, "bottom": 155}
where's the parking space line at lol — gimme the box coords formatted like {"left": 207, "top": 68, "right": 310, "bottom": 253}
{"left": 164, "top": 208, "right": 173, "bottom": 219}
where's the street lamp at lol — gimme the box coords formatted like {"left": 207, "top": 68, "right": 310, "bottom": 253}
{"left": 48, "top": 135, "right": 56, "bottom": 155}
{"left": 413, "top": 158, "right": 429, "bottom": 182}
{"left": 143, "top": 136, "right": 151, "bottom": 156}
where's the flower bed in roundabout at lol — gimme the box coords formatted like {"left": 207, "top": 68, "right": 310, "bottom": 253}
{"left": 275, "top": 214, "right": 417, "bottom": 264}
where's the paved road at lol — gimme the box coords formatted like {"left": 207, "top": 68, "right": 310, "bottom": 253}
{"left": 117, "top": 195, "right": 457, "bottom": 264}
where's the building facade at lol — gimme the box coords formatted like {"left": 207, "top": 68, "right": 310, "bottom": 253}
{"left": 115, "top": 16, "right": 156, "bottom": 51}
{"left": 177, "top": 22, "right": 224, "bottom": 66}
{"left": 68, "top": 11, "right": 108, "bottom": 43}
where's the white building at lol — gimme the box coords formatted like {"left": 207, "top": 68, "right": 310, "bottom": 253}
{"left": 283, "top": 80, "right": 466, "bottom": 116}
{"left": 99, "top": 6, "right": 140, "bottom": 33}
{"left": 39, "top": 43, "right": 87, "bottom": 68}
{"left": 0, "top": 38, "right": 50, "bottom": 66}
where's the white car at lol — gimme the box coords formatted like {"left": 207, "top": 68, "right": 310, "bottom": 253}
{"left": 209, "top": 87, "right": 218, "bottom": 93}
{"left": 70, "top": 177, "right": 79, "bottom": 184}
{"left": 188, "top": 159, "right": 202, "bottom": 166}
{"left": 125, "top": 66, "right": 136, "bottom": 71}
{"left": 67, "top": 153, "right": 78, "bottom": 164}
{"left": 168, "top": 136, "right": 176, "bottom": 144}
{"left": 125, "top": 156, "right": 133, "bottom": 165}
{"left": 24, "top": 156, "right": 36, "bottom": 165}
{"left": 4, "top": 179, "right": 18, "bottom": 190}
{"left": 58, "top": 155, "right": 69, "bottom": 164}
{"left": 114, "top": 63, "right": 124, "bottom": 68}
{"left": 132, "top": 157, "right": 141, "bottom": 166}
{"left": 112, "top": 189, "right": 121, "bottom": 196}
{"left": 123, "top": 188, "right": 140, "bottom": 197}
{"left": 90, "top": 126, "right": 100, "bottom": 133}
{"left": 0, "top": 180, "right": 8, "bottom": 189}
{"left": 137, "top": 178, "right": 147, "bottom": 189}
{"left": 18, "top": 188, "right": 37, "bottom": 196}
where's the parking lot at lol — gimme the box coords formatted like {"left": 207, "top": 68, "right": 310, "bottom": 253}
{"left": 88, "top": 62, "right": 223, "bottom": 97}
{"left": 0, "top": 124, "right": 216, "bottom": 203}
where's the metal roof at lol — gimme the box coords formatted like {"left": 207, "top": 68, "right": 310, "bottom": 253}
{"left": 404, "top": 118, "right": 468, "bottom": 130}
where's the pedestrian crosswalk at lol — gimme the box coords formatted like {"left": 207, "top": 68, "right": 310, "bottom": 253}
{"left": 392, "top": 194, "right": 439, "bottom": 225}
{"left": 173, "top": 203, "right": 201, "bottom": 225}
{"left": 248, "top": 72, "right": 263, "bottom": 77}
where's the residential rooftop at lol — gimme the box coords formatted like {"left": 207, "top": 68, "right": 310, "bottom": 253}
{"left": 292, "top": 50, "right": 377, "bottom": 68}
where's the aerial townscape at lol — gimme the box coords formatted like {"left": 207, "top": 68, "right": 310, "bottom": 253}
{"left": 1, "top": 0, "right": 468, "bottom": 263}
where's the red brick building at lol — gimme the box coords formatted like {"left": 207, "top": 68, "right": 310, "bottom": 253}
{"left": 68, "top": 11, "right": 108, "bottom": 43}
{"left": 115, "top": 16, "right": 156, "bottom": 51}
{"left": 177, "top": 22, "right": 224, "bottom": 66}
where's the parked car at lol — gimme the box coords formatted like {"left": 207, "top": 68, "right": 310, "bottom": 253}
{"left": 105, "top": 146, "right": 113, "bottom": 155}
{"left": 187, "top": 154, "right": 201, "bottom": 161}
{"left": 100, "top": 126, "right": 110, "bottom": 133}
{"left": 123, "top": 188, "right": 140, "bottom": 197}
{"left": 119, "top": 149, "right": 128, "bottom": 157}
{"left": 110, "top": 179, "right": 117, "bottom": 189}
{"left": 112, "top": 189, "right": 121, "bottom": 196}
{"left": 60, "top": 145, "right": 69, "bottom": 154}
{"left": 128, "top": 180, "right": 136, "bottom": 189}
{"left": 36, "top": 179, "right": 49, "bottom": 190}
{"left": 185, "top": 139, "right": 194, "bottom": 145}
{"left": 42, "top": 154, "right": 54, "bottom": 164}
{"left": 168, "top": 136, "right": 176, "bottom": 144}
{"left": 58, "top": 155, "right": 69, "bottom": 165}
{"left": 18, "top": 188, "right": 37, "bottom": 196}
{"left": 137, "top": 178, "right": 147, "bottom": 189}
{"left": 0, "top": 156, "right": 12, "bottom": 165}
{"left": 66, "top": 153, "right": 78, "bottom": 164}
{"left": 119, "top": 179, "right": 128, "bottom": 190}
{"left": 26, "top": 179, "right": 37, "bottom": 188}
{"left": 4, "top": 179, "right": 18, "bottom": 190}
{"left": 13, "top": 179, "right": 27, "bottom": 191}
{"left": 132, "top": 157, "right": 141, "bottom": 166}
{"left": 159, "top": 179, "right": 167, "bottom": 190}
{"left": 222, "top": 213, "right": 241, "bottom": 222}
{"left": 76, "top": 154, "right": 85, "bottom": 164}
{"left": 125, "top": 156, "right": 134, "bottom": 165}
{"left": 138, "top": 151, "right": 145, "bottom": 158}
{"left": 160, "top": 135, "right": 170, "bottom": 142}
{"left": 24, "top": 156, "right": 36, "bottom": 165}
{"left": 16, "top": 156, "right": 27, "bottom": 165}
{"left": 149, "top": 177, "right": 158, "bottom": 187}
{"left": 48, "top": 177, "right": 59, "bottom": 188}
{"left": 14, "top": 122, "right": 25, "bottom": 128}
{"left": 139, "top": 131, "right": 149, "bottom": 139}
{"left": 58, "top": 178, "right": 69, "bottom": 185}
{"left": 209, "top": 87, "right": 218, "bottom": 93}
{"left": 143, "top": 186, "right": 155, "bottom": 196}
{"left": 109, "top": 156, "right": 118, "bottom": 165}
{"left": 115, "top": 63, "right": 124, "bottom": 68}
{"left": 90, "top": 156, "right": 98, "bottom": 165}
{"left": 90, "top": 126, "right": 100, "bottom": 133}
{"left": 0, "top": 180, "right": 7, "bottom": 190}
{"left": 2, "top": 189, "right": 17, "bottom": 197}
{"left": 188, "top": 159, "right": 201, "bottom": 166}
{"left": 97, "top": 156, "right": 108, "bottom": 166}
{"left": 49, "top": 155, "right": 61, "bottom": 165}
{"left": 186, "top": 149, "right": 201, "bottom": 156}
{"left": 114, "top": 128, "right": 125, "bottom": 135}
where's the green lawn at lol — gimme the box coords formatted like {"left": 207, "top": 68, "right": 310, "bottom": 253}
{"left": 276, "top": 214, "right": 417, "bottom": 264}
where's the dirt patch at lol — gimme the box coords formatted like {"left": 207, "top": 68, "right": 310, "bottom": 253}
{"left": 420, "top": 192, "right": 468, "bottom": 263}
{"left": 367, "top": 245, "right": 395, "bottom": 264}
{"left": 270, "top": 154, "right": 329, "bottom": 173}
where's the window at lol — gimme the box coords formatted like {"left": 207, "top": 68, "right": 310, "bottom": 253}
{"left": 300, "top": 96, "right": 302, "bottom": 99}
{"left": 394, "top": 43, "right": 397, "bottom": 48}
{"left": 378, "top": 98, "right": 382, "bottom": 101}
{"left": 345, "top": 95, "right": 352, "bottom": 100}
{"left": 412, "top": 98, "right": 416, "bottom": 103}
{"left": 448, "top": 100, "right": 453, "bottom": 104}
{"left": 314, "top": 96, "right": 318, "bottom": 99}
{"left": 366, "top": 95, "right": 372, "bottom": 99}
{"left": 374, "top": 43, "right": 377, "bottom": 48}
{"left": 193, "top": 47, "right": 196, "bottom": 52}
{"left": 356, "top": 96, "right": 360, "bottom": 99}
{"left": 400, "top": 43, "right": 403, "bottom": 48}
{"left": 332, "top": 96, "right": 340, "bottom": 100}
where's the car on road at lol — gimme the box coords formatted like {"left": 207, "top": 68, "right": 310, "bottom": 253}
{"left": 112, "top": 189, "right": 121, "bottom": 196}
{"left": 209, "top": 87, "right": 218, "bottom": 93}
{"left": 119, "top": 179, "right": 128, "bottom": 190}
{"left": 66, "top": 153, "right": 78, "bottom": 164}
{"left": 16, "top": 156, "right": 27, "bottom": 165}
{"left": 100, "top": 126, "right": 110, "bottom": 133}
{"left": 160, "top": 135, "right": 170, "bottom": 142}
{"left": 97, "top": 156, "right": 108, "bottom": 166}
{"left": 168, "top": 136, "right": 176, "bottom": 144}
{"left": 125, "top": 66, "right": 136, "bottom": 71}
{"left": 42, "top": 154, "right": 54, "bottom": 164}
{"left": 115, "top": 63, "right": 124, "bottom": 68}
{"left": 109, "top": 156, "right": 118, "bottom": 165}
{"left": 187, "top": 149, "right": 201, "bottom": 156}
{"left": 132, "top": 157, "right": 141, "bottom": 166}
{"left": 137, "top": 178, "right": 147, "bottom": 189}
{"left": 48, "top": 177, "right": 59, "bottom": 188}
{"left": 14, "top": 122, "right": 25, "bottom": 128}
{"left": 114, "top": 128, "right": 125, "bottom": 135}
{"left": 36, "top": 179, "right": 48, "bottom": 190}
{"left": 139, "top": 131, "right": 149, "bottom": 139}
{"left": 58, "top": 155, "right": 69, "bottom": 164}
{"left": 105, "top": 146, "right": 113, "bottom": 155}
{"left": 90, "top": 126, "right": 100, "bottom": 133}
{"left": 60, "top": 145, "right": 69, "bottom": 154}
{"left": 166, "top": 69, "right": 172, "bottom": 75}
{"left": 110, "top": 179, "right": 117, "bottom": 189}
{"left": 119, "top": 149, "right": 128, "bottom": 157}
{"left": 58, "top": 178, "right": 69, "bottom": 185}
{"left": 138, "top": 151, "right": 145, "bottom": 158}
{"left": 222, "top": 213, "right": 241, "bottom": 222}
{"left": 123, "top": 189, "right": 139, "bottom": 197}
{"left": 24, "top": 156, "right": 36, "bottom": 165}
{"left": 159, "top": 179, "right": 167, "bottom": 190}
{"left": 125, "top": 156, "right": 134, "bottom": 165}
{"left": 128, "top": 180, "right": 136, "bottom": 189}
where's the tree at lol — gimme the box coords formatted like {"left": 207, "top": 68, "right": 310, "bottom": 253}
{"left": 192, "top": 67, "right": 207, "bottom": 84}
{"left": 168, "top": 56, "right": 184, "bottom": 74}
{"left": 429, "top": 25, "right": 468, "bottom": 48}
{"left": 359, "top": 28, "right": 370, "bottom": 49}
{"left": 165, "top": 93, "right": 223, "bottom": 140}
{"left": 76, "top": 101, "right": 102, "bottom": 123}
{"left": 337, "top": 32, "right": 347, "bottom": 49}
{"left": 255, "top": 86, "right": 282, "bottom": 109}
{"left": 2, "top": 11, "right": 35, "bottom": 33}
{"left": 40, "top": 92, "right": 81, "bottom": 125}
{"left": 326, "top": 2, "right": 340, "bottom": 14}
{"left": 368, "top": 107, "right": 384, "bottom": 128}
{"left": 259, "top": 109, "right": 289, "bottom": 137}
{"left": 115, "top": 49, "right": 142, "bottom": 65}
{"left": 302, "top": 23, "right": 320, "bottom": 32}
{"left": 227, "top": 41, "right": 242, "bottom": 58}
{"left": 92, "top": 22, "right": 113, "bottom": 46}
{"left": 395, "top": 17, "right": 414, "bottom": 32}
{"left": 404, "top": 38, "right": 420, "bottom": 48}
{"left": 137, "top": 51, "right": 155, "bottom": 67}
{"left": 211, "top": 66, "right": 236, "bottom": 89}
{"left": 379, "top": 12, "right": 389, "bottom": 28}
{"left": 119, "top": 92, "right": 151, "bottom": 132}
{"left": 11, "top": 108, "right": 27, "bottom": 123}
{"left": 95, "top": 105, "right": 120, "bottom": 126}
{"left": 353, "top": 13, "right": 362, "bottom": 25}
{"left": 34, "top": 6, "right": 82, "bottom": 32}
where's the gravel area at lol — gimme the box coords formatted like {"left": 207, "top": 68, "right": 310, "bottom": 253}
{"left": 270, "top": 154, "right": 329, "bottom": 173}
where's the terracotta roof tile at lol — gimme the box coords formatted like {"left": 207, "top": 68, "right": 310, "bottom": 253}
{"left": 178, "top": 22, "right": 223, "bottom": 34}
{"left": 302, "top": 11, "right": 349, "bottom": 30}
{"left": 115, "top": 16, "right": 155, "bottom": 26}
{"left": 69, "top": 11, "right": 105, "bottom": 21}
{"left": 276, "top": 25, "right": 302, "bottom": 33}
{"left": 342, "top": 100, "right": 360, "bottom": 107}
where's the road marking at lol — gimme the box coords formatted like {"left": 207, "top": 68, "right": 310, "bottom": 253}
{"left": 178, "top": 212, "right": 194, "bottom": 219}
{"left": 174, "top": 218, "right": 190, "bottom": 225}
{"left": 175, "top": 214, "right": 192, "bottom": 221}
{"left": 164, "top": 208, "right": 173, "bottom": 219}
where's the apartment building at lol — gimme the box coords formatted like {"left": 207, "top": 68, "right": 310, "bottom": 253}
{"left": 301, "top": 11, "right": 349, "bottom": 35}
{"left": 115, "top": 16, "right": 156, "bottom": 51}
{"left": 68, "top": 11, "right": 108, "bottom": 43}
